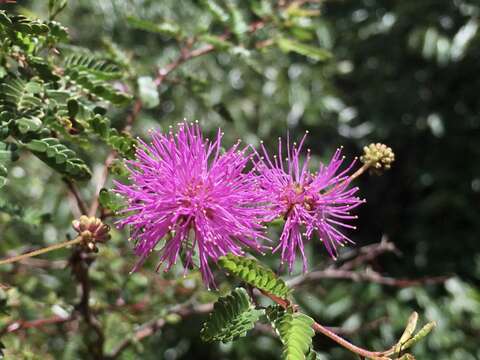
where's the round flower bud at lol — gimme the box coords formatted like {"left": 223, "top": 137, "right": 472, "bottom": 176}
{"left": 360, "top": 143, "right": 395, "bottom": 173}
{"left": 72, "top": 215, "right": 110, "bottom": 252}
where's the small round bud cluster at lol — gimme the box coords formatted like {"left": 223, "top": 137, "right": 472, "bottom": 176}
{"left": 360, "top": 143, "right": 395, "bottom": 173}
{"left": 72, "top": 215, "right": 110, "bottom": 252}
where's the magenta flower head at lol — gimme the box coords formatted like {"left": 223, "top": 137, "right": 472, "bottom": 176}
{"left": 115, "top": 122, "right": 266, "bottom": 287}
{"left": 255, "top": 133, "right": 364, "bottom": 272}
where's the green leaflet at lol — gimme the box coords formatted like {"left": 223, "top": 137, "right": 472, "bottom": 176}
{"left": 0, "top": 11, "right": 12, "bottom": 27}
{"left": 98, "top": 188, "right": 125, "bottom": 213}
{"left": 305, "top": 349, "right": 319, "bottom": 360}
{"left": 276, "top": 37, "right": 332, "bottom": 61}
{"left": 60, "top": 52, "right": 131, "bottom": 106}
{"left": 48, "top": 0, "right": 68, "bottom": 21}
{"left": 0, "top": 164, "right": 7, "bottom": 188}
{"left": 199, "top": 35, "right": 235, "bottom": 50}
{"left": 28, "top": 56, "right": 60, "bottom": 82}
{"left": 0, "top": 77, "right": 45, "bottom": 135}
{"left": 0, "top": 142, "right": 18, "bottom": 189}
{"left": 64, "top": 67, "right": 131, "bottom": 105}
{"left": 64, "top": 54, "right": 123, "bottom": 81}
{"left": 403, "top": 321, "right": 436, "bottom": 348}
{"left": 0, "top": 198, "right": 23, "bottom": 218}
{"left": 267, "top": 306, "right": 315, "bottom": 360}
{"left": 0, "top": 12, "right": 49, "bottom": 36}
{"left": 219, "top": 254, "right": 292, "bottom": 299}
{"left": 126, "top": 16, "right": 181, "bottom": 37}
{"left": 201, "top": 0, "right": 230, "bottom": 23}
{"left": 250, "top": 0, "right": 274, "bottom": 18}
{"left": 201, "top": 288, "right": 264, "bottom": 343}
{"left": 0, "top": 142, "right": 18, "bottom": 163}
{"left": 24, "top": 138, "right": 91, "bottom": 180}
{"left": 392, "top": 312, "right": 436, "bottom": 357}
{"left": 49, "top": 94, "right": 136, "bottom": 158}
{"left": 87, "top": 114, "right": 137, "bottom": 158}
{"left": 225, "top": 0, "right": 248, "bottom": 41}
{"left": 0, "top": 11, "right": 66, "bottom": 42}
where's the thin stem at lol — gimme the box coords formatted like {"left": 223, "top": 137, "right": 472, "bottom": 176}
{"left": 324, "top": 162, "right": 370, "bottom": 196}
{"left": 338, "top": 237, "right": 399, "bottom": 271}
{"left": 64, "top": 179, "right": 88, "bottom": 215}
{"left": 89, "top": 151, "right": 117, "bottom": 217}
{"left": 260, "top": 290, "right": 292, "bottom": 309}
{"left": 0, "top": 237, "right": 82, "bottom": 266}
{"left": 311, "top": 322, "right": 387, "bottom": 359}
{"left": 286, "top": 267, "right": 449, "bottom": 288}
{"left": 347, "top": 162, "right": 371, "bottom": 184}
{"left": 0, "top": 315, "right": 73, "bottom": 336}
{"left": 70, "top": 248, "right": 105, "bottom": 359}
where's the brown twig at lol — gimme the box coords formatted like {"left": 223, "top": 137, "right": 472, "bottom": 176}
{"left": 0, "top": 299, "right": 151, "bottom": 337}
{"left": 153, "top": 43, "right": 217, "bottom": 87}
{"left": 70, "top": 249, "right": 105, "bottom": 360}
{"left": 7, "top": 257, "right": 67, "bottom": 269}
{"left": 287, "top": 267, "right": 450, "bottom": 288}
{"left": 89, "top": 151, "right": 117, "bottom": 217}
{"left": 64, "top": 179, "right": 88, "bottom": 215}
{"left": 259, "top": 289, "right": 293, "bottom": 309}
{"left": 338, "top": 237, "right": 400, "bottom": 271}
{"left": 287, "top": 238, "right": 449, "bottom": 288}
{"left": 311, "top": 322, "right": 388, "bottom": 359}
{"left": 123, "top": 98, "right": 143, "bottom": 135}
{"left": 0, "top": 237, "right": 83, "bottom": 266}
{"left": 0, "top": 315, "right": 73, "bottom": 336}
{"left": 153, "top": 20, "right": 265, "bottom": 87}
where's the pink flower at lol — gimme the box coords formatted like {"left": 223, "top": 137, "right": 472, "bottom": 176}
{"left": 115, "top": 123, "right": 266, "bottom": 286}
{"left": 255, "top": 133, "right": 364, "bottom": 272}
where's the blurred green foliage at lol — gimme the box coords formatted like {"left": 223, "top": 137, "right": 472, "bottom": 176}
{"left": 0, "top": 0, "right": 479, "bottom": 359}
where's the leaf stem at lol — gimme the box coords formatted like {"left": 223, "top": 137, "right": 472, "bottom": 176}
{"left": 0, "top": 237, "right": 82, "bottom": 266}
{"left": 324, "top": 162, "right": 370, "bottom": 197}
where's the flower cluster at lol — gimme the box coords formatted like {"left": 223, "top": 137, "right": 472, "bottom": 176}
{"left": 115, "top": 122, "right": 363, "bottom": 286}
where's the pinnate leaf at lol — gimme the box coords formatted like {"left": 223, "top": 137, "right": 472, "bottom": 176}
{"left": 219, "top": 254, "right": 291, "bottom": 299}
{"left": 267, "top": 306, "right": 315, "bottom": 360}
{"left": 201, "top": 288, "right": 264, "bottom": 343}
{"left": 24, "top": 138, "right": 91, "bottom": 180}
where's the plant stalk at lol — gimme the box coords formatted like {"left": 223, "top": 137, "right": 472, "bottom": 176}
{"left": 0, "top": 237, "right": 82, "bottom": 266}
